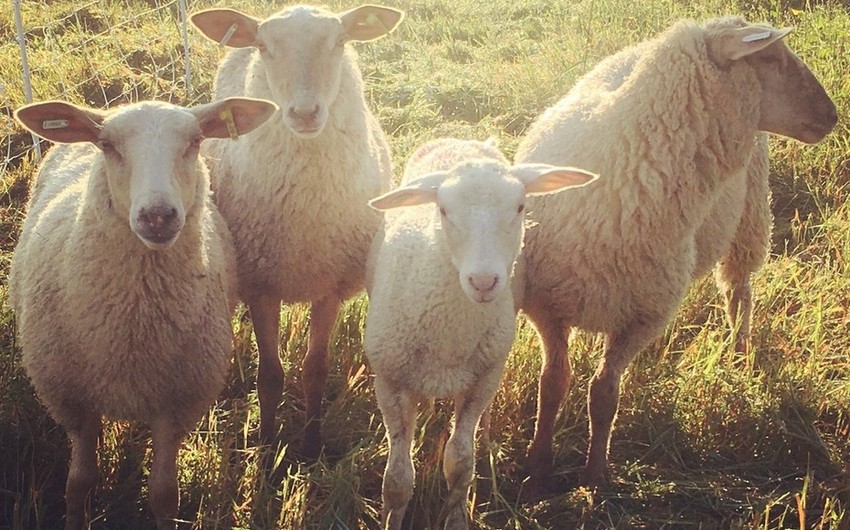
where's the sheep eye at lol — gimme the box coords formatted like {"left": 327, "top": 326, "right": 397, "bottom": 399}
{"left": 439, "top": 206, "right": 447, "bottom": 216}
{"left": 98, "top": 139, "right": 118, "bottom": 157}
{"left": 190, "top": 136, "right": 203, "bottom": 150}
{"left": 517, "top": 203, "right": 525, "bottom": 214}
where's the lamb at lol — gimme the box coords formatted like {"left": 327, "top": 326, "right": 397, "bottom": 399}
{"left": 513, "top": 16, "right": 837, "bottom": 489}
{"left": 9, "top": 96, "right": 276, "bottom": 530}
{"left": 190, "top": 3, "right": 403, "bottom": 456}
{"left": 365, "top": 138, "right": 596, "bottom": 529}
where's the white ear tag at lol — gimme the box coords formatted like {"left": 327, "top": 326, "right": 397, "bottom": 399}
{"left": 742, "top": 30, "right": 772, "bottom": 43}
{"left": 42, "top": 119, "right": 70, "bottom": 130}
{"left": 219, "top": 23, "right": 237, "bottom": 48}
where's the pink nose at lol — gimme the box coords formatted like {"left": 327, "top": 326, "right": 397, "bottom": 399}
{"left": 139, "top": 205, "right": 178, "bottom": 233}
{"left": 287, "top": 104, "right": 320, "bottom": 122}
{"left": 468, "top": 272, "right": 498, "bottom": 293}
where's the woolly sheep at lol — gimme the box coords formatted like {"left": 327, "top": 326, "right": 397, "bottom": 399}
{"left": 365, "top": 138, "right": 596, "bottom": 529}
{"left": 513, "top": 16, "right": 837, "bottom": 488}
{"left": 191, "top": 3, "right": 403, "bottom": 456}
{"left": 10, "top": 97, "right": 276, "bottom": 530}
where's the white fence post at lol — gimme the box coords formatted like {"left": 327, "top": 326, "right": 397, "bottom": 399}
{"left": 179, "top": 0, "right": 191, "bottom": 96}
{"left": 12, "top": 0, "right": 41, "bottom": 160}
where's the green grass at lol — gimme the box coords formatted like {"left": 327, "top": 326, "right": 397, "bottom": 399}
{"left": 2, "top": 0, "right": 850, "bottom": 528}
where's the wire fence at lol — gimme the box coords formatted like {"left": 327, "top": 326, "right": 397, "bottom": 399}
{"left": 2, "top": 0, "right": 212, "bottom": 173}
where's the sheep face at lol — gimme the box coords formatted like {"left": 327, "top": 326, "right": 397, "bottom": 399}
{"left": 96, "top": 104, "right": 203, "bottom": 249}
{"left": 257, "top": 7, "right": 345, "bottom": 138}
{"left": 370, "top": 159, "right": 597, "bottom": 304}
{"left": 191, "top": 5, "right": 403, "bottom": 139}
{"left": 749, "top": 41, "right": 837, "bottom": 143}
{"left": 437, "top": 166, "right": 527, "bottom": 303}
{"left": 14, "top": 97, "right": 278, "bottom": 250}
{"left": 706, "top": 22, "right": 837, "bottom": 144}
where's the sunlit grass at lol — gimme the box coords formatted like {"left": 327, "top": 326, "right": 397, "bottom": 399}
{"left": 1, "top": 0, "right": 849, "bottom": 528}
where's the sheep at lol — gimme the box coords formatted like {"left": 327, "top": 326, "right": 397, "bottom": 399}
{"left": 365, "top": 138, "right": 597, "bottom": 529}
{"left": 513, "top": 16, "right": 837, "bottom": 489}
{"left": 190, "top": 3, "right": 403, "bottom": 456}
{"left": 9, "top": 96, "right": 277, "bottom": 530}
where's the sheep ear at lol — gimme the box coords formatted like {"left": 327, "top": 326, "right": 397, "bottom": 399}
{"left": 341, "top": 5, "right": 404, "bottom": 42}
{"left": 369, "top": 172, "right": 447, "bottom": 210}
{"left": 14, "top": 101, "right": 107, "bottom": 144}
{"left": 512, "top": 163, "right": 598, "bottom": 195}
{"left": 708, "top": 25, "right": 792, "bottom": 64}
{"left": 191, "top": 9, "right": 260, "bottom": 48}
{"left": 193, "top": 97, "right": 279, "bottom": 140}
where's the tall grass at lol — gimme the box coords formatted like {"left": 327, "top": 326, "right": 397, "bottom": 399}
{"left": 1, "top": 0, "right": 849, "bottom": 528}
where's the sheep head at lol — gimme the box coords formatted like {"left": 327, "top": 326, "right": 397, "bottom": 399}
{"left": 192, "top": 4, "right": 404, "bottom": 139}
{"left": 15, "top": 97, "right": 277, "bottom": 250}
{"left": 370, "top": 161, "right": 597, "bottom": 304}
{"left": 705, "top": 19, "right": 837, "bottom": 144}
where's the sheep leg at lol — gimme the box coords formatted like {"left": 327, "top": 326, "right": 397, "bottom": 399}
{"left": 250, "top": 293, "right": 284, "bottom": 446}
{"left": 443, "top": 376, "right": 499, "bottom": 530}
{"left": 63, "top": 410, "right": 100, "bottom": 530}
{"left": 582, "top": 320, "right": 664, "bottom": 485}
{"left": 301, "top": 296, "right": 342, "bottom": 459}
{"left": 716, "top": 132, "right": 771, "bottom": 353}
{"left": 524, "top": 314, "right": 569, "bottom": 492}
{"left": 717, "top": 271, "right": 753, "bottom": 352}
{"left": 149, "top": 417, "right": 184, "bottom": 530}
{"left": 374, "top": 378, "right": 417, "bottom": 530}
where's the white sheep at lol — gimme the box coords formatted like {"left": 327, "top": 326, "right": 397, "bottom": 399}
{"left": 513, "top": 16, "right": 837, "bottom": 489}
{"left": 9, "top": 97, "right": 276, "bottom": 530}
{"left": 365, "top": 138, "right": 596, "bottom": 529}
{"left": 190, "top": 3, "right": 403, "bottom": 456}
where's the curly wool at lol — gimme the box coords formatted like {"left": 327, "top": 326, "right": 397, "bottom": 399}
{"left": 365, "top": 139, "right": 515, "bottom": 399}
{"left": 516, "top": 17, "right": 765, "bottom": 333}
{"left": 9, "top": 143, "right": 236, "bottom": 428}
{"left": 204, "top": 46, "right": 393, "bottom": 305}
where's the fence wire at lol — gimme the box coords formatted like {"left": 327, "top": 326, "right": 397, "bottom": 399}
{"left": 2, "top": 0, "right": 219, "bottom": 173}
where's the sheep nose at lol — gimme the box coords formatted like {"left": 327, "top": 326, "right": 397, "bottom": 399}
{"left": 468, "top": 272, "right": 499, "bottom": 293}
{"left": 287, "top": 104, "right": 320, "bottom": 121}
{"left": 139, "top": 205, "right": 178, "bottom": 232}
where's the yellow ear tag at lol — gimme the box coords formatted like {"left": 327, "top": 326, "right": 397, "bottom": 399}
{"left": 219, "top": 108, "right": 239, "bottom": 140}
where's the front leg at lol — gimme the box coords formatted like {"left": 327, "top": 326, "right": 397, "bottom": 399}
{"left": 523, "top": 309, "right": 570, "bottom": 493}
{"left": 301, "top": 296, "right": 342, "bottom": 459}
{"left": 582, "top": 318, "right": 667, "bottom": 486}
{"left": 374, "top": 379, "right": 418, "bottom": 530}
{"left": 149, "top": 417, "right": 187, "bottom": 530}
{"left": 443, "top": 365, "right": 503, "bottom": 530}
{"left": 248, "top": 292, "right": 284, "bottom": 447}
{"left": 62, "top": 409, "right": 101, "bottom": 530}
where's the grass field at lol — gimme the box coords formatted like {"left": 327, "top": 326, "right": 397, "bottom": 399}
{"left": 1, "top": 0, "right": 850, "bottom": 528}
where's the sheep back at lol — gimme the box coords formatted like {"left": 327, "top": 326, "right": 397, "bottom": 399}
{"left": 516, "top": 18, "right": 764, "bottom": 333}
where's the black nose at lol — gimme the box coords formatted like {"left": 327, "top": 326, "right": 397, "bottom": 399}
{"left": 138, "top": 205, "right": 178, "bottom": 233}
